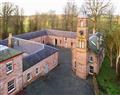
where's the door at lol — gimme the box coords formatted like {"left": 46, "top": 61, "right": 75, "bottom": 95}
{"left": 55, "top": 39, "right": 57, "bottom": 46}
{"left": 44, "top": 64, "right": 49, "bottom": 74}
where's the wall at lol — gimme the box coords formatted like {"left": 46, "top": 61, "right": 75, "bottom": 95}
{"left": 0, "top": 55, "right": 23, "bottom": 95}
{"left": 31, "top": 35, "right": 76, "bottom": 48}
{"left": 22, "top": 52, "right": 58, "bottom": 87}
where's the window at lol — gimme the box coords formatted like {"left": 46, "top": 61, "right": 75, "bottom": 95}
{"left": 64, "top": 38, "right": 67, "bottom": 40}
{"left": 79, "top": 31, "right": 84, "bottom": 36}
{"left": 79, "top": 41, "right": 85, "bottom": 48}
{"left": 60, "top": 40, "right": 61, "bottom": 44}
{"left": 89, "top": 56, "right": 93, "bottom": 62}
{"left": 80, "top": 21, "right": 84, "bottom": 27}
{"left": 71, "top": 42, "right": 73, "bottom": 47}
{"left": 74, "top": 61, "right": 76, "bottom": 68}
{"left": 55, "top": 39, "right": 57, "bottom": 45}
{"left": 6, "top": 61, "right": 13, "bottom": 74}
{"left": 27, "top": 73, "right": 31, "bottom": 81}
{"left": 89, "top": 66, "right": 94, "bottom": 74}
{"left": 8, "top": 80, "right": 15, "bottom": 94}
{"left": 36, "top": 68, "right": 39, "bottom": 75}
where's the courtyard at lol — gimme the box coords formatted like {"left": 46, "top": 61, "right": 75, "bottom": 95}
{"left": 19, "top": 47, "right": 94, "bottom": 95}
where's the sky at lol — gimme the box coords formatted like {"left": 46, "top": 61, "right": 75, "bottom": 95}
{"left": 0, "top": 0, "right": 120, "bottom": 15}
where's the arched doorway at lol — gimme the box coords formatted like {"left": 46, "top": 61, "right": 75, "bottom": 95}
{"left": 55, "top": 39, "right": 57, "bottom": 46}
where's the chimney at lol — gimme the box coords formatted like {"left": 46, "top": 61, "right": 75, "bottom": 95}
{"left": 8, "top": 32, "right": 12, "bottom": 47}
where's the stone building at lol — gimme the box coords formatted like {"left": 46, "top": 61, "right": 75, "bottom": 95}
{"left": 0, "top": 15, "right": 104, "bottom": 95}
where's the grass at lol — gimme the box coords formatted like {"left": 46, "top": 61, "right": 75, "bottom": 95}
{"left": 97, "top": 57, "right": 120, "bottom": 95}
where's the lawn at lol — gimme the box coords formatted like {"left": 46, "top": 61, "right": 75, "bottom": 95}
{"left": 97, "top": 57, "right": 120, "bottom": 95}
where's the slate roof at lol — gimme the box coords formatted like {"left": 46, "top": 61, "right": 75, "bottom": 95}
{"left": 15, "top": 29, "right": 76, "bottom": 40}
{"left": 0, "top": 39, "right": 8, "bottom": 46}
{"left": 15, "top": 30, "right": 47, "bottom": 40}
{"left": 23, "top": 45, "right": 58, "bottom": 71}
{"left": 47, "top": 30, "right": 76, "bottom": 38}
{"left": 0, "top": 45, "right": 22, "bottom": 62}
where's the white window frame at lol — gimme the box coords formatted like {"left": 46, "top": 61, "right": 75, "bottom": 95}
{"left": 6, "top": 61, "right": 13, "bottom": 74}
{"left": 8, "top": 79, "right": 15, "bottom": 94}
{"left": 27, "top": 73, "right": 31, "bottom": 81}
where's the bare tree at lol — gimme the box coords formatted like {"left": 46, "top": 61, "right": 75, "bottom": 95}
{"left": 63, "top": 2, "right": 78, "bottom": 32}
{"left": 48, "top": 10, "right": 56, "bottom": 29}
{"left": 81, "top": 0, "right": 111, "bottom": 34}
{"left": 114, "top": 30, "right": 120, "bottom": 75}
{"left": 0, "top": 2, "right": 15, "bottom": 39}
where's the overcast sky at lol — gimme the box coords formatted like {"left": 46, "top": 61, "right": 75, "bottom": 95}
{"left": 0, "top": 0, "right": 120, "bottom": 15}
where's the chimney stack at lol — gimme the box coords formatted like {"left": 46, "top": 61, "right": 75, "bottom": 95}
{"left": 8, "top": 32, "right": 12, "bottom": 47}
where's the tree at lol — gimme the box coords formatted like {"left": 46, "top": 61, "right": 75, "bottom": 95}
{"left": 113, "top": 29, "right": 120, "bottom": 75}
{"left": 105, "top": 32, "right": 114, "bottom": 67}
{"left": 48, "top": 10, "right": 56, "bottom": 29}
{"left": 0, "top": 2, "right": 15, "bottom": 39}
{"left": 63, "top": 2, "right": 78, "bottom": 32}
{"left": 81, "top": 0, "right": 111, "bottom": 34}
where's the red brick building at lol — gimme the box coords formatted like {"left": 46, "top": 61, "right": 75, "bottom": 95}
{"left": 0, "top": 15, "right": 104, "bottom": 95}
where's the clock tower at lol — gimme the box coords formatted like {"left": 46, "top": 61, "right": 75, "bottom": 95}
{"left": 72, "top": 14, "right": 89, "bottom": 79}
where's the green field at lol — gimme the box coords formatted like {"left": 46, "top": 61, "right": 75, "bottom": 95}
{"left": 97, "top": 57, "right": 120, "bottom": 95}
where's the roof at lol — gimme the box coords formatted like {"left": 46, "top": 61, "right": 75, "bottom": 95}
{"left": 23, "top": 45, "right": 58, "bottom": 71}
{"left": 47, "top": 30, "right": 76, "bottom": 38}
{"left": 15, "top": 30, "right": 47, "bottom": 40}
{"left": 0, "top": 45, "right": 22, "bottom": 62}
{"left": 89, "top": 32, "right": 103, "bottom": 54}
{"left": 15, "top": 29, "right": 76, "bottom": 40}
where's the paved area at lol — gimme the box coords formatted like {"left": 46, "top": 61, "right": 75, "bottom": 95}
{"left": 22, "top": 47, "right": 94, "bottom": 95}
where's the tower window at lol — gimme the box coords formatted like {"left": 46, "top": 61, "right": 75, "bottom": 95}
{"left": 89, "top": 66, "right": 94, "bottom": 74}
{"left": 79, "top": 31, "right": 84, "bottom": 36}
{"left": 80, "top": 21, "right": 84, "bottom": 27}
{"left": 89, "top": 56, "right": 93, "bottom": 63}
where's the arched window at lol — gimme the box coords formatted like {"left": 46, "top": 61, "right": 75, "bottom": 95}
{"left": 89, "top": 56, "right": 93, "bottom": 63}
{"left": 79, "top": 31, "right": 84, "bottom": 36}
{"left": 80, "top": 21, "right": 84, "bottom": 27}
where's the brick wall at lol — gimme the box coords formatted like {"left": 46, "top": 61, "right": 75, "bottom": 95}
{"left": 22, "top": 52, "right": 58, "bottom": 87}
{"left": 0, "top": 55, "right": 23, "bottom": 95}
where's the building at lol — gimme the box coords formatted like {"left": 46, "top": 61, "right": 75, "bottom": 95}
{"left": 0, "top": 15, "right": 104, "bottom": 95}
{"left": 72, "top": 15, "right": 105, "bottom": 79}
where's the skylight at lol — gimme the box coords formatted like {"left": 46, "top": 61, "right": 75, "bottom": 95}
{"left": 0, "top": 45, "right": 8, "bottom": 51}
